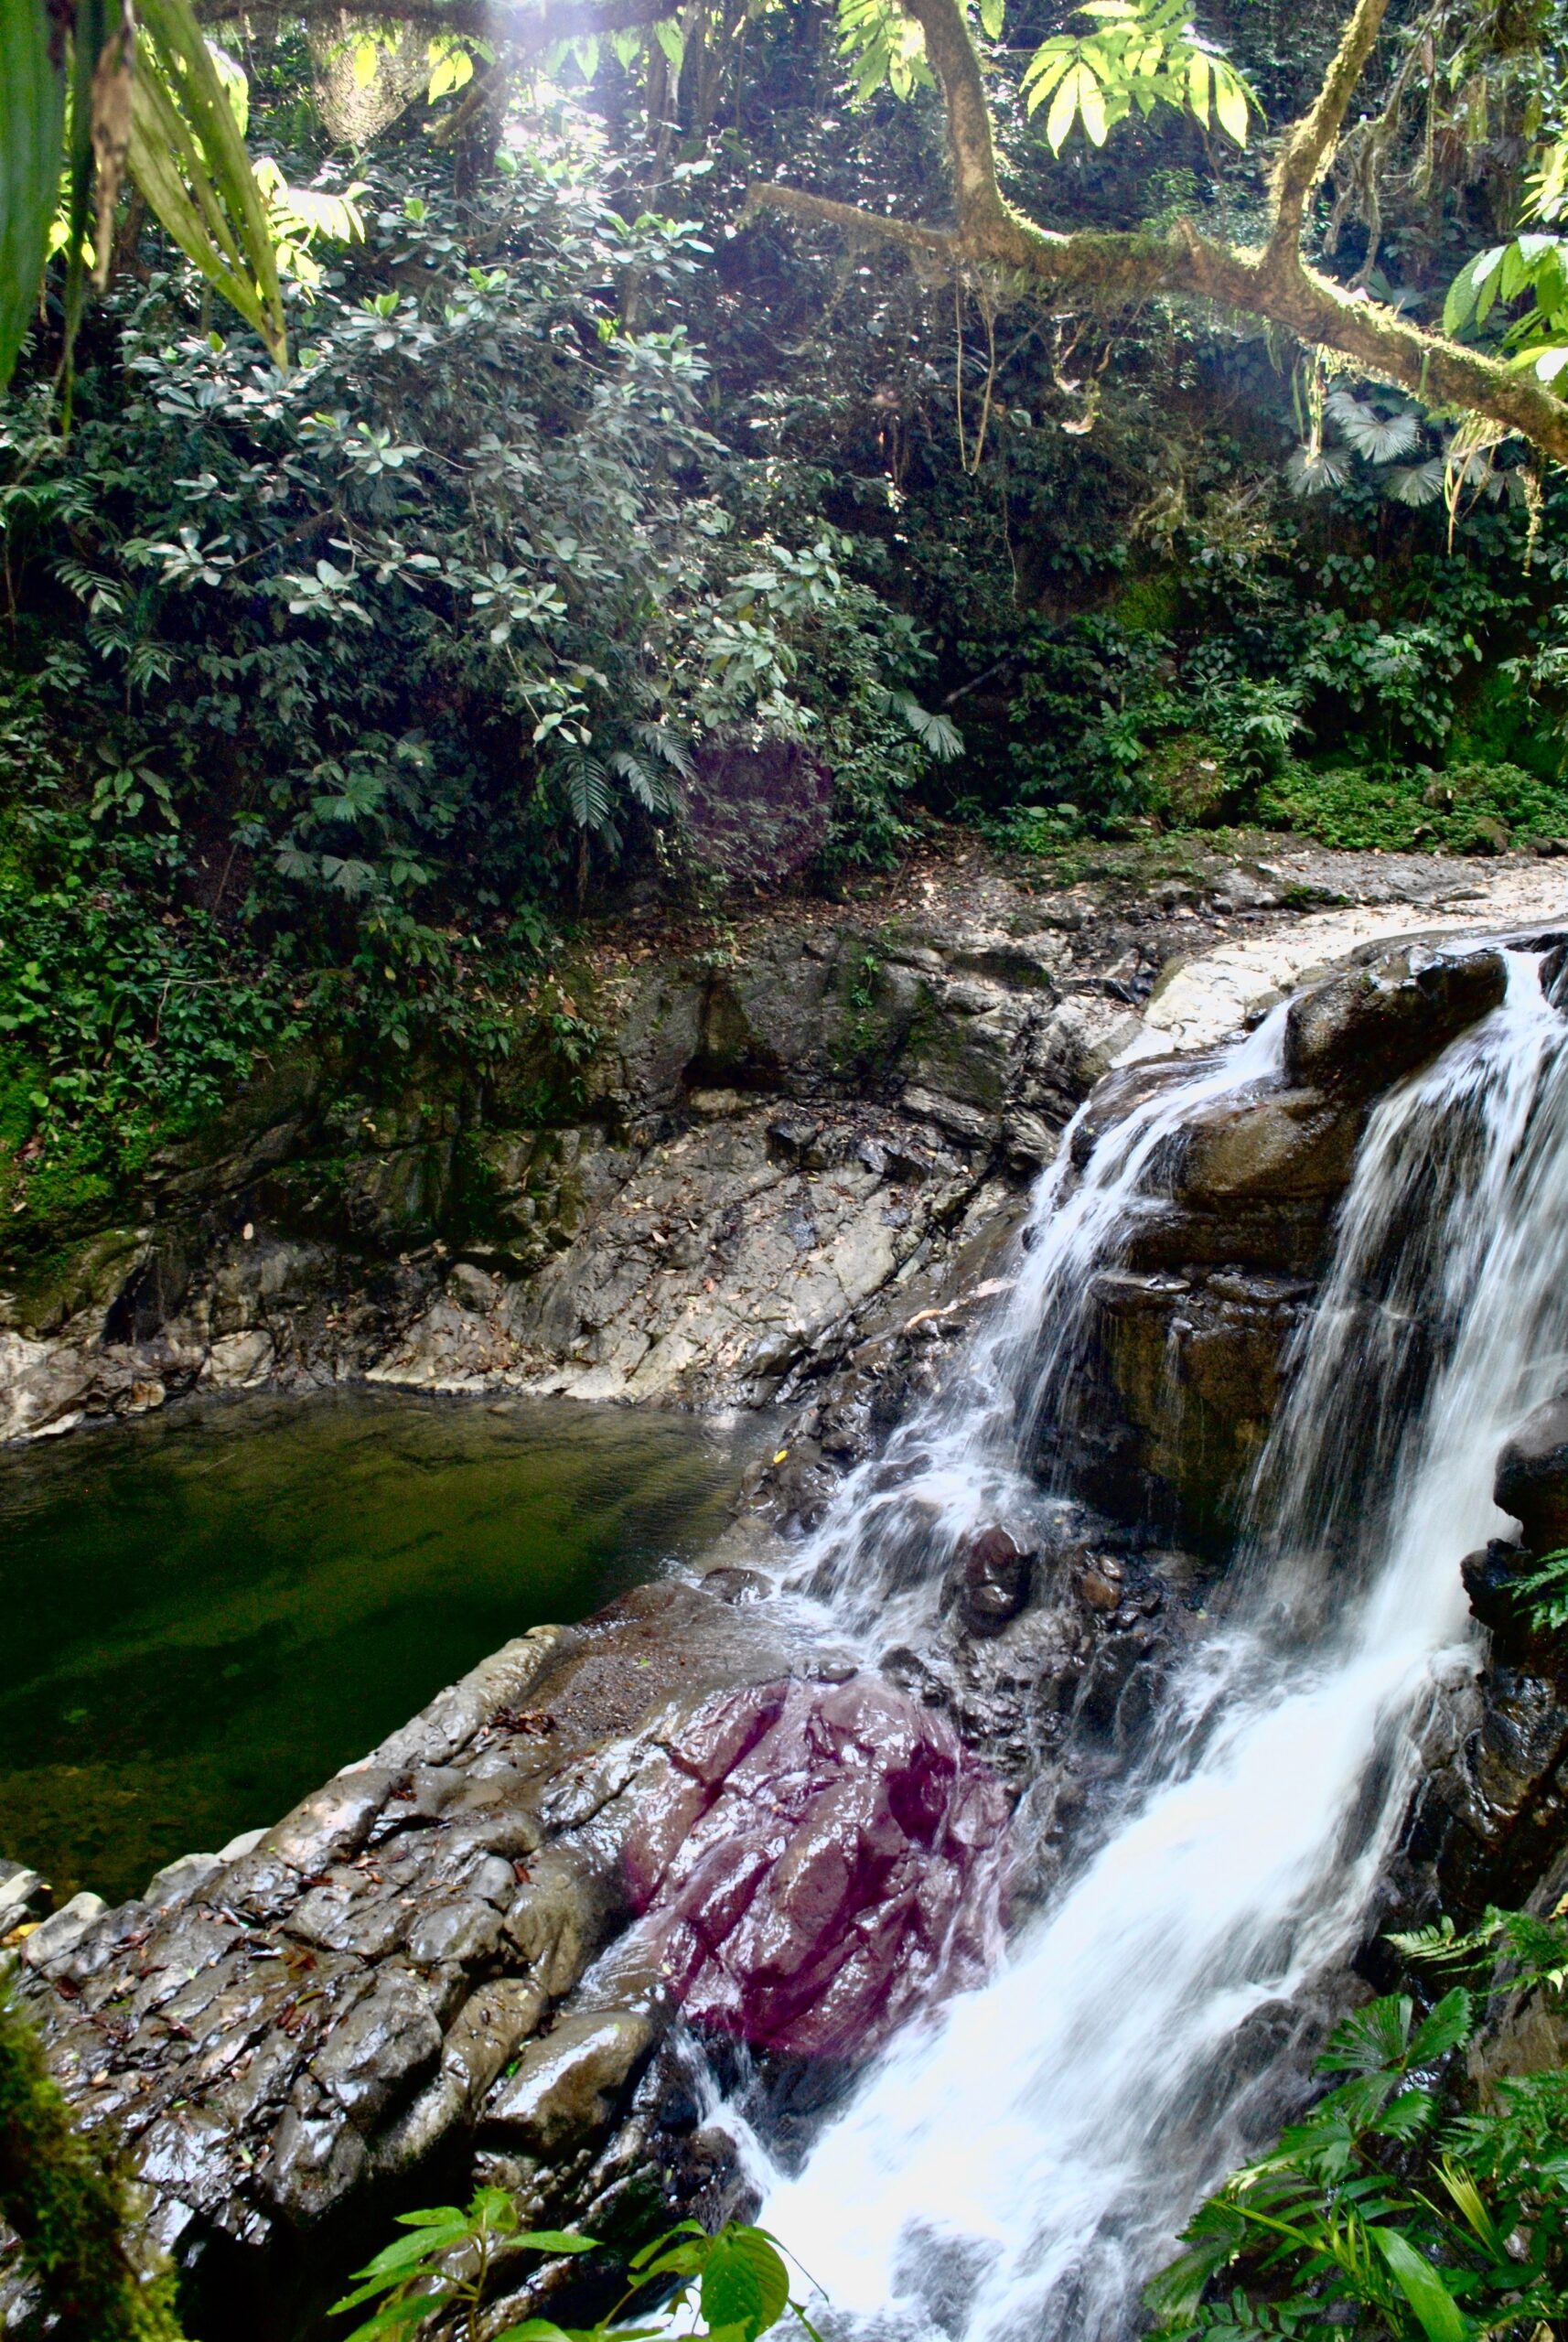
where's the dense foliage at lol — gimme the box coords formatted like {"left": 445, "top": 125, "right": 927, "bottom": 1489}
{"left": 7, "top": 0, "right": 1568, "bottom": 1251}
{"left": 1149, "top": 1910, "right": 1568, "bottom": 2342}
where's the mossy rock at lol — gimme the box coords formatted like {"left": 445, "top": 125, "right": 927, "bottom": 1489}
{"left": 0, "top": 1225, "right": 147, "bottom": 1338}
{"left": 1144, "top": 733, "right": 1240, "bottom": 829}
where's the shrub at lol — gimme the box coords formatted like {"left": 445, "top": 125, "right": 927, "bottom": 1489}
{"left": 1256, "top": 759, "right": 1568, "bottom": 854}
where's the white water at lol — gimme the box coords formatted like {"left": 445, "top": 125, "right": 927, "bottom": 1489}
{"left": 757, "top": 947, "right": 1568, "bottom": 2342}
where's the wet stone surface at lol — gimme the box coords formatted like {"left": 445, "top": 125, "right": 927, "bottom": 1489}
{"left": 626, "top": 1677, "right": 1008, "bottom": 2059}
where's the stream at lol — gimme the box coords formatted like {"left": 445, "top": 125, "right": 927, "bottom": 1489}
{"left": 0, "top": 1391, "right": 768, "bottom": 1907}
{"left": 746, "top": 944, "right": 1568, "bottom": 2342}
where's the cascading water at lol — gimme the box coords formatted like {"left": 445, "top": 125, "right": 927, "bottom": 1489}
{"left": 799, "top": 1004, "right": 1291, "bottom": 1645}
{"left": 748, "top": 943, "right": 1568, "bottom": 2342}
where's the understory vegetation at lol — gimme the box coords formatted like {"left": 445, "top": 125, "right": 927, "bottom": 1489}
{"left": 1150, "top": 1909, "right": 1568, "bottom": 2342}
{"left": 5, "top": 0, "right": 1568, "bottom": 1247}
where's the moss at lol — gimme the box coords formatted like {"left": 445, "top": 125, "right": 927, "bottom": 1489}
{"left": 1114, "top": 570, "right": 1185, "bottom": 637}
{"left": 1143, "top": 732, "right": 1239, "bottom": 827}
{"left": 0, "top": 1980, "right": 185, "bottom": 2339}
{"left": 5, "top": 1228, "right": 147, "bottom": 1338}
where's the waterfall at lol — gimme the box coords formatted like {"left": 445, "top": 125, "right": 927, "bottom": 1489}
{"left": 800, "top": 1004, "right": 1290, "bottom": 1642}
{"left": 750, "top": 945, "right": 1568, "bottom": 2342}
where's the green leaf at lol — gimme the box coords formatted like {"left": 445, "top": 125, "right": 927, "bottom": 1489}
{"left": 512, "top": 2230, "right": 602, "bottom": 2255}
{"left": 1371, "top": 2229, "right": 1466, "bottom": 2342}
{"left": 1046, "top": 60, "right": 1088, "bottom": 151}
{"left": 126, "top": 0, "right": 286, "bottom": 363}
{"left": 629, "top": 2220, "right": 706, "bottom": 2272}
{"left": 0, "top": 0, "right": 66, "bottom": 397}
{"left": 654, "top": 18, "right": 685, "bottom": 74}
{"left": 1408, "top": 1989, "right": 1472, "bottom": 2068}
{"left": 1212, "top": 61, "right": 1249, "bottom": 145}
{"left": 1077, "top": 63, "right": 1107, "bottom": 142}
{"left": 979, "top": 0, "right": 1004, "bottom": 38}
{"left": 1319, "top": 1994, "right": 1412, "bottom": 2077}
{"left": 700, "top": 2227, "right": 792, "bottom": 2342}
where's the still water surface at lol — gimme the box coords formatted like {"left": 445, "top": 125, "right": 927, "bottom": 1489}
{"left": 0, "top": 1391, "right": 766, "bottom": 1904}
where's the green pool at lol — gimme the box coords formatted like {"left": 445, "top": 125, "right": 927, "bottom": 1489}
{"left": 0, "top": 1390, "right": 768, "bottom": 1906}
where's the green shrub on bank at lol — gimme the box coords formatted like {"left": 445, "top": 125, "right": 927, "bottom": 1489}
{"left": 1149, "top": 1909, "right": 1568, "bottom": 2342}
{"left": 1256, "top": 761, "right": 1568, "bottom": 855}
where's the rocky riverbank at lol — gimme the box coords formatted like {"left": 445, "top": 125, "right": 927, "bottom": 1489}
{"left": 10, "top": 881, "right": 1568, "bottom": 2340}
{"left": 4, "top": 844, "right": 1566, "bottom": 1446}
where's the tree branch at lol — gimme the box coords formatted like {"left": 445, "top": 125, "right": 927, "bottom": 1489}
{"left": 746, "top": 0, "right": 1568, "bottom": 465}
{"left": 744, "top": 184, "right": 957, "bottom": 263}
{"left": 202, "top": 0, "right": 681, "bottom": 48}
{"left": 1269, "top": 0, "right": 1391, "bottom": 249}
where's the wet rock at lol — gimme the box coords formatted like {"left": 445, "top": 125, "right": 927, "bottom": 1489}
{"left": 144, "top": 1852, "right": 225, "bottom": 1910}
{"left": 18, "top": 1891, "right": 107, "bottom": 1971}
{"left": 699, "top": 1566, "right": 774, "bottom": 1605}
{"left": 1054, "top": 1268, "right": 1311, "bottom": 1545}
{"left": 405, "top": 1896, "right": 504, "bottom": 1970}
{"left": 1077, "top": 1556, "right": 1124, "bottom": 1614}
{"left": 1176, "top": 1090, "right": 1361, "bottom": 1204}
{"left": 1121, "top": 1198, "right": 1331, "bottom": 1278}
{"left": 481, "top": 2009, "right": 656, "bottom": 2157}
{"left": 269, "top": 2094, "right": 371, "bottom": 2225}
{"left": 625, "top": 1676, "right": 1008, "bottom": 2059}
{"left": 954, "top": 1528, "right": 1036, "bottom": 1636}
{"left": 263, "top": 1770, "right": 398, "bottom": 1875}
{"left": 1461, "top": 1538, "right": 1531, "bottom": 1633}
{"left": 310, "top": 1970, "right": 443, "bottom": 2129}
{"left": 1284, "top": 943, "right": 1507, "bottom": 1101}
{"left": 504, "top": 1848, "right": 621, "bottom": 2000}
{"left": 1495, "top": 1396, "right": 1568, "bottom": 1551}
{"left": 0, "top": 1862, "right": 48, "bottom": 1932}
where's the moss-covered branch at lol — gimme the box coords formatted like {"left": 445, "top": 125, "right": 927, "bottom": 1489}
{"left": 746, "top": 0, "right": 1568, "bottom": 466}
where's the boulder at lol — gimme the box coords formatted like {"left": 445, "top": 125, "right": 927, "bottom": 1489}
{"left": 480, "top": 2009, "right": 655, "bottom": 2158}
{"left": 1496, "top": 1396, "right": 1568, "bottom": 1552}
{"left": 954, "top": 1527, "right": 1036, "bottom": 1636}
{"left": 625, "top": 1677, "right": 1008, "bottom": 2059}
{"left": 1461, "top": 1538, "right": 1532, "bottom": 1632}
{"left": 1284, "top": 943, "right": 1507, "bottom": 1101}
{"left": 1176, "top": 1090, "right": 1361, "bottom": 1204}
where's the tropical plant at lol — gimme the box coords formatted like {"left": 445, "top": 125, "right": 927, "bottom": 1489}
{"left": 332, "top": 2190, "right": 822, "bottom": 2342}
{"left": 1, "top": 0, "right": 287, "bottom": 401}
{"left": 1147, "top": 1908, "right": 1568, "bottom": 2342}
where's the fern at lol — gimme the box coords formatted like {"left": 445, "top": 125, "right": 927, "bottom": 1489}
{"left": 53, "top": 559, "right": 125, "bottom": 616}
{"left": 632, "top": 718, "right": 695, "bottom": 782}
{"left": 610, "top": 748, "right": 674, "bottom": 813}
{"left": 559, "top": 748, "right": 613, "bottom": 833}
{"left": 1515, "top": 1545, "right": 1568, "bottom": 1632}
